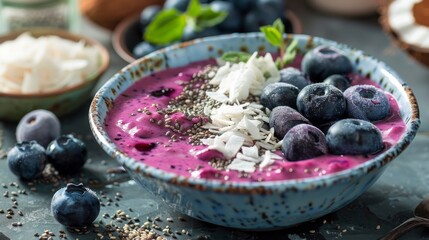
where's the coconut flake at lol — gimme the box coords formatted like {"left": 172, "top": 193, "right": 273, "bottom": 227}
{"left": 227, "top": 159, "right": 256, "bottom": 173}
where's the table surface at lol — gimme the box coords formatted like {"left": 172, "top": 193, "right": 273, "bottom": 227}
{"left": 1, "top": 2, "right": 429, "bottom": 240}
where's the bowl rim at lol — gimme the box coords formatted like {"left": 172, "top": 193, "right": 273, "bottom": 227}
{"left": 0, "top": 28, "right": 110, "bottom": 98}
{"left": 112, "top": 10, "right": 303, "bottom": 64}
{"left": 90, "top": 33, "right": 420, "bottom": 193}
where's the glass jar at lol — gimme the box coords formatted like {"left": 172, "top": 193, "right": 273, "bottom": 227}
{"left": 0, "top": 0, "right": 79, "bottom": 33}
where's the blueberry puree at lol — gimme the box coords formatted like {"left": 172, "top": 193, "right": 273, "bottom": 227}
{"left": 105, "top": 57, "right": 406, "bottom": 182}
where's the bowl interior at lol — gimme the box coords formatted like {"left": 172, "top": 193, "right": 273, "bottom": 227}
{"left": 0, "top": 28, "right": 110, "bottom": 98}
{"left": 90, "top": 33, "right": 420, "bottom": 191}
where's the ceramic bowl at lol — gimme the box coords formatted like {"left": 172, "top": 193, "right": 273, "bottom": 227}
{"left": 112, "top": 10, "right": 303, "bottom": 63}
{"left": 0, "top": 29, "right": 110, "bottom": 121}
{"left": 89, "top": 33, "right": 420, "bottom": 230}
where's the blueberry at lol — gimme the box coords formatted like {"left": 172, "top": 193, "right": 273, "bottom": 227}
{"left": 243, "top": 6, "right": 281, "bottom": 32}
{"left": 296, "top": 83, "right": 347, "bottom": 123}
{"left": 344, "top": 85, "right": 391, "bottom": 121}
{"left": 279, "top": 67, "right": 311, "bottom": 90}
{"left": 323, "top": 74, "right": 351, "bottom": 92}
{"left": 140, "top": 5, "right": 161, "bottom": 28}
{"left": 46, "top": 135, "right": 87, "bottom": 174}
{"left": 327, "top": 119, "right": 383, "bottom": 155}
{"left": 51, "top": 183, "right": 100, "bottom": 227}
{"left": 256, "top": 0, "right": 285, "bottom": 15}
{"left": 210, "top": 1, "right": 242, "bottom": 33}
{"left": 281, "top": 124, "right": 328, "bottom": 161}
{"left": 232, "top": 0, "right": 255, "bottom": 13}
{"left": 132, "top": 42, "right": 159, "bottom": 58}
{"left": 260, "top": 82, "right": 299, "bottom": 110}
{"left": 302, "top": 46, "right": 353, "bottom": 83}
{"left": 16, "top": 109, "right": 61, "bottom": 148}
{"left": 163, "top": 0, "right": 190, "bottom": 11}
{"left": 269, "top": 106, "right": 311, "bottom": 139}
{"left": 7, "top": 141, "right": 46, "bottom": 180}
{"left": 182, "top": 26, "right": 222, "bottom": 41}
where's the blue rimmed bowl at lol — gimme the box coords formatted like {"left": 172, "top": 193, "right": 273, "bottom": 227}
{"left": 89, "top": 33, "right": 420, "bottom": 230}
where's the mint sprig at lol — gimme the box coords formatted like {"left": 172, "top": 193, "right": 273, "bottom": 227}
{"left": 220, "top": 52, "right": 251, "bottom": 63}
{"left": 144, "top": 0, "right": 227, "bottom": 45}
{"left": 260, "top": 18, "right": 298, "bottom": 69}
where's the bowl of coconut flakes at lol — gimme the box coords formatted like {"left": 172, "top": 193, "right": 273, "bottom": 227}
{"left": 0, "top": 28, "right": 109, "bottom": 121}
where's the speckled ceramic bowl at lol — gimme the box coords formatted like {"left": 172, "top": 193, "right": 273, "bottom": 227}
{"left": 89, "top": 33, "right": 420, "bottom": 230}
{"left": 0, "top": 29, "right": 110, "bottom": 122}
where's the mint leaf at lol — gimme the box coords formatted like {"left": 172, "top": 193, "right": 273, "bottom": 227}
{"left": 273, "top": 18, "right": 285, "bottom": 35}
{"left": 221, "top": 51, "right": 251, "bottom": 63}
{"left": 283, "top": 39, "right": 298, "bottom": 65}
{"left": 187, "top": 0, "right": 202, "bottom": 18}
{"left": 196, "top": 7, "right": 228, "bottom": 29}
{"left": 260, "top": 26, "right": 282, "bottom": 47}
{"left": 144, "top": 9, "right": 187, "bottom": 45}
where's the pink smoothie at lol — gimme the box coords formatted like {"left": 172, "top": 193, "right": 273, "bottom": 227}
{"left": 104, "top": 58, "right": 406, "bottom": 182}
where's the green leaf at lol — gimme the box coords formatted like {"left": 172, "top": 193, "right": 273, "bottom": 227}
{"left": 273, "top": 18, "right": 285, "bottom": 35}
{"left": 196, "top": 7, "right": 228, "bottom": 28}
{"left": 221, "top": 51, "right": 251, "bottom": 63}
{"left": 187, "top": 0, "right": 202, "bottom": 18}
{"left": 144, "top": 9, "right": 187, "bottom": 45}
{"left": 283, "top": 39, "right": 298, "bottom": 65}
{"left": 260, "top": 26, "right": 282, "bottom": 47}
{"left": 286, "top": 38, "right": 298, "bottom": 55}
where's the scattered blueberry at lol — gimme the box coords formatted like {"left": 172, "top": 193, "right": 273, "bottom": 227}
{"left": 269, "top": 106, "right": 311, "bottom": 139}
{"left": 243, "top": 6, "right": 281, "bottom": 32}
{"left": 279, "top": 67, "right": 311, "bottom": 90}
{"left": 281, "top": 124, "right": 328, "bottom": 161}
{"left": 163, "top": 0, "right": 190, "bottom": 11}
{"left": 210, "top": 1, "right": 242, "bottom": 33}
{"left": 256, "top": 0, "right": 285, "bottom": 15}
{"left": 344, "top": 85, "right": 391, "bottom": 121}
{"left": 133, "top": 42, "right": 159, "bottom": 58}
{"left": 51, "top": 183, "right": 100, "bottom": 227}
{"left": 182, "top": 26, "right": 222, "bottom": 41}
{"left": 323, "top": 74, "right": 351, "bottom": 92}
{"left": 296, "top": 83, "right": 347, "bottom": 123}
{"left": 140, "top": 5, "right": 161, "bottom": 28}
{"left": 260, "top": 82, "right": 299, "bottom": 110}
{"left": 326, "top": 119, "right": 384, "bottom": 155}
{"left": 232, "top": 0, "right": 256, "bottom": 13}
{"left": 46, "top": 135, "right": 87, "bottom": 174}
{"left": 302, "top": 45, "right": 353, "bottom": 82}
{"left": 7, "top": 141, "right": 46, "bottom": 180}
{"left": 16, "top": 109, "right": 61, "bottom": 148}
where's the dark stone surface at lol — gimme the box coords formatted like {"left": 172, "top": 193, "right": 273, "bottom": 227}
{"left": 1, "top": 1, "right": 429, "bottom": 239}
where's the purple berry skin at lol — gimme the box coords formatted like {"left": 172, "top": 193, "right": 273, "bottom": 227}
{"left": 302, "top": 46, "right": 353, "bottom": 83}
{"left": 261, "top": 82, "right": 299, "bottom": 110}
{"left": 210, "top": 1, "right": 242, "bottom": 33}
{"left": 46, "top": 135, "right": 87, "bottom": 174}
{"left": 323, "top": 74, "right": 351, "bottom": 92}
{"left": 344, "top": 85, "right": 391, "bottom": 121}
{"left": 281, "top": 124, "right": 328, "bottom": 161}
{"left": 279, "top": 67, "right": 311, "bottom": 90}
{"left": 7, "top": 141, "right": 46, "bottom": 180}
{"left": 269, "top": 106, "right": 311, "bottom": 139}
{"left": 51, "top": 183, "right": 100, "bottom": 228}
{"left": 16, "top": 109, "right": 61, "bottom": 148}
{"left": 296, "top": 83, "right": 347, "bottom": 123}
{"left": 326, "top": 119, "right": 383, "bottom": 155}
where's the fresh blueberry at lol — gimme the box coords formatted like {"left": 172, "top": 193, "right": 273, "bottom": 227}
{"left": 296, "top": 83, "right": 347, "bottom": 123}
{"left": 51, "top": 183, "right": 100, "bottom": 227}
{"left": 281, "top": 124, "right": 328, "bottom": 161}
{"left": 163, "top": 0, "right": 190, "bottom": 11}
{"left": 210, "top": 1, "right": 242, "bottom": 33}
{"left": 326, "top": 119, "right": 383, "bottom": 155}
{"left": 46, "top": 135, "right": 87, "bottom": 174}
{"left": 232, "top": 0, "right": 255, "bottom": 13}
{"left": 260, "top": 82, "right": 299, "bottom": 110}
{"left": 269, "top": 106, "right": 311, "bottom": 139}
{"left": 132, "top": 42, "right": 159, "bottom": 58}
{"left": 140, "top": 5, "right": 161, "bottom": 28}
{"left": 256, "top": 0, "right": 285, "bottom": 15}
{"left": 279, "top": 67, "right": 311, "bottom": 90}
{"left": 16, "top": 109, "right": 61, "bottom": 148}
{"left": 302, "top": 45, "right": 353, "bottom": 82}
{"left": 243, "top": 6, "right": 281, "bottom": 32}
{"left": 182, "top": 26, "right": 222, "bottom": 41}
{"left": 7, "top": 141, "right": 46, "bottom": 180}
{"left": 344, "top": 85, "right": 391, "bottom": 121}
{"left": 323, "top": 74, "right": 351, "bottom": 92}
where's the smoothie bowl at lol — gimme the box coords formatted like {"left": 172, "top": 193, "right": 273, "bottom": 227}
{"left": 89, "top": 33, "right": 420, "bottom": 230}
